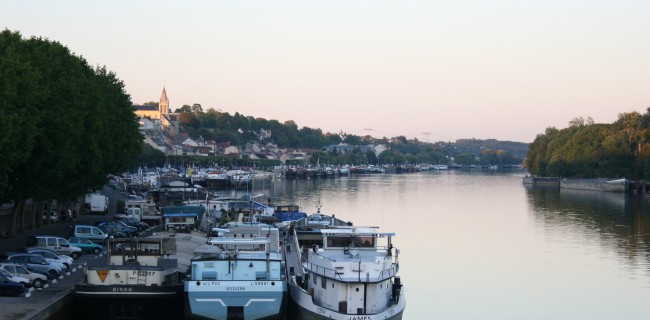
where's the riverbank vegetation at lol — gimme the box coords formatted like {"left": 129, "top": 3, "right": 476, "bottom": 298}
{"left": 0, "top": 30, "right": 142, "bottom": 234}
{"left": 525, "top": 111, "right": 650, "bottom": 179}
{"left": 137, "top": 103, "right": 528, "bottom": 169}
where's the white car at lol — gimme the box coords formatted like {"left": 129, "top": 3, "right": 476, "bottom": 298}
{"left": 0, "top": 268, "right": 30, "bottom": 288}
{"left": 0, "top": 263, "right": 48, "bottom": 288}
{"left": 25, "top": 249, "right": 73, "bottom": 271}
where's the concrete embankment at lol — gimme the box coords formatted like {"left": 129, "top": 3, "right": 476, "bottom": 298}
{"left": 523, "top": 176, "right": 560, "bottom": 187}
{"left": 560, "top": 178, "right": 628, "bottom": 192}
{"left": 523, "top": 176, "right": 630, "bottom": 193}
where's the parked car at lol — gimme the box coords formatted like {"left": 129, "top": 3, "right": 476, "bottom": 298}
{"left": 0, "top": 273, "right": 24, "bottom": 297}
{"left": 26, "top": 235, "right": 82, "bottom": 259}
{"left": 0, "top": 253, "right": 63, "bottom": 280}
{"left": 24, "top": 248, "right": 73, "bottom": 271}
{"left": 96, "top": 224, "right": 126, "bottom": 238}
{"left": 0, "top": 268, "right": 29, "bottom": 288}
{"left": 114, "top": 220, "right": 140, "bottom": 235}
{"left": 96, "top": 221, "right": 138, "bottom": 238}
{"left": 1, "top": 260, "right": 50, "bottom": 281}
{"left": 69, "top": 225, "right": 108, "bottom": 244}
{"left": 113, "top": 216, "right": 149, "bottom": 232}
{"left": 67, "top": 237, "right": 104, "bottom": 254}
{"left": 0, "top": 262, "right": 47, "bottom": 288}
{"left": 42, "top": 211, "right": 58, "bottom": 224}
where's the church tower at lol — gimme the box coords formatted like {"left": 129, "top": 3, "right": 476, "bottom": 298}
{"left": 159, "top": 86, "right": 169, "bottom": 117}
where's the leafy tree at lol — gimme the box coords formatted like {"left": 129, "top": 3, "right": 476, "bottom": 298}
{"left": 455, "top": 153, "right": 476, "bottom": 165}
{"left": 343, "top": 135, "right": 362, "bottom": 145}
{"left": 525, "top": 112, "right": 650, "bottom": 179}
{"left": 0, "top": 30, "right": 141, "bottom": 234}
{"left": 0, "top": 30, "right": 42, "bottom": 197}
{"left": 191, "top": 103, "right": 203, "bottom": 114}
{"left": 366, "top": 151, "right": 379, "bottom": 165}
{"left": 179, "top": 112, "right": 199, "bottom": 129}
{"left": 142, "top": 101, "right": 159, "bottom": 108}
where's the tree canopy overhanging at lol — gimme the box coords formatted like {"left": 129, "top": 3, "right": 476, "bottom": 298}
{"left": 0, "top": 29, "right": 143, "bottom": 204}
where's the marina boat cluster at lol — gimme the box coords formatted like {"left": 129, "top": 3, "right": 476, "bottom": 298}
{"left": 115, "top": 166, "right": 262, "bottom": 193}
{"left": 113, "top": 163, "right": 521, "bottom": 198}
{"left": 184, "top": 204, "right": 406, "bottom": 319}
{"left": 74, "top": 201, "right": 406, "bottom": 319}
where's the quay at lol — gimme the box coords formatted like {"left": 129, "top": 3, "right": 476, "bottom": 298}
{"left": 523, "top": 176, "right": 646, "bottom": 193}
{"left": 0, "top": 230, "right": 207, "bottom": 320}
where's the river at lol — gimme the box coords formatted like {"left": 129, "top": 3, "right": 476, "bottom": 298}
{"left": 246, "top": 169, "right": 650, "bottom": 319}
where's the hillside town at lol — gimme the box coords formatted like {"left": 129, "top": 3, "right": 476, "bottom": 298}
{"left": 133, "top": 87, "right": 389, "bottom": 163}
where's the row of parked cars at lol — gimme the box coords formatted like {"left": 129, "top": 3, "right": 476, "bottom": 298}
{"left": 0, "top": 232, "right": 106, "bottom": 297}
{"left": 94, "top": 216, "right": 150, "bottom": 238}
{"left": 1, "top": 215, "right": 153, "bottom": 297}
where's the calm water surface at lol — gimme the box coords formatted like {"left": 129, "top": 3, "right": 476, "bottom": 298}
{"left": 250, "top": 170, "right": 650, "bottom": 319}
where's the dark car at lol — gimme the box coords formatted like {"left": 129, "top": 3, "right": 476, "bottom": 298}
{"left": 113, "top": 216, "right": 149, "bottom": 232}
{"left": 95, "top": 222, "right": 126, "bottom": 238}
{"left": 68, "top": 237, "right": 105, "bottom": 254}
{"left": 96, "top": 221, "right": 137, "bottom": 237}
{"left": 114, "top": 220, "right": 141, "bottom": 233}
{"left": 0, "top": 273, "right": 24, "bottom": 297}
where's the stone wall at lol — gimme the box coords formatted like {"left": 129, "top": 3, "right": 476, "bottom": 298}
{"left": 523, "top": 176, "right": 559, "bottom": 187}
{"left": 560, "top": 179, "right": 628, "bottom": 192}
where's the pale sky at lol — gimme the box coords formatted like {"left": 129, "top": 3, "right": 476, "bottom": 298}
{"left": 3, "top": 1, "right": 649, "bottom": 143}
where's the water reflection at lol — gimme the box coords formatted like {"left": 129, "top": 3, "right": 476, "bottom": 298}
{"left": 226, "top": 172, "right": 650, "bottom": 319}
{"left": 525, "top": 185, "right": 650, "bottom": 273}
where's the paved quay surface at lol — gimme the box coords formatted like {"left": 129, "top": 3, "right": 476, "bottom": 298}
{"left": 0, "top": 253, "right": 98, "bottom": 320}
{"left": 0, "top": 204, "right": 207, "bottom": 320}
{"left": 0, "top": 184, "right": 213, "bottom": 319}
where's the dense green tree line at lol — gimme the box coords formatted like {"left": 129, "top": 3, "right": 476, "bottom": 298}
{"left": 134, "top": 143, "right": 281, "bottom": 170}
{"left": 171, "top": 105, "right": 345, "bottom": 149}
{"left": 525, "top": 112, "right": 650, "bottom": 179}
{"left": 164, "top": 106, "right": 526, "bottom": 167}
{"left": 302, "top": 143, "right": 522, "bottom": 165}
{"left": 0, "top": 30, "right": 142, "bottom": 233}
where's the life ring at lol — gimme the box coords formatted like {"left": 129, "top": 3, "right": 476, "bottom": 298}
{"left": 147, "top": 196, "right": 153, "bottom": 201}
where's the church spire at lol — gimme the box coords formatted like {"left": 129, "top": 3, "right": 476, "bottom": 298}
{"left": 159, "top": 86, "right": 169, "bottom": 115}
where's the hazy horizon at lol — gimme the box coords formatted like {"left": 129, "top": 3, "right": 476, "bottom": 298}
{"left": 2, "top": 1, "right": 648, "bottom": 143}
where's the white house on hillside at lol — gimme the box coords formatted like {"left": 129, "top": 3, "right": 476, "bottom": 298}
{"left": 224, "top": 146, "right": 239, "bottom": 155}
{"left": 371, "top": 144, "right": 389, "bottom": 156}
{"left": 182, "top": 138, "right": 199, "bottom": 147}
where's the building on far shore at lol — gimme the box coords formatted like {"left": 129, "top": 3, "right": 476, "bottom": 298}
{"left": 132, "top": 87, "right": 388, "bottom": 164}
{"left": 133, "top": 87, "right": 179, "bottom": 154}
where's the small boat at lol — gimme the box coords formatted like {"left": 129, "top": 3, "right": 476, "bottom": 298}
{"left": 285, "top": 208, "right": 405, "bottom": 319}
{"left": 184, "top": 223, "right": 287, "bottom": 319}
